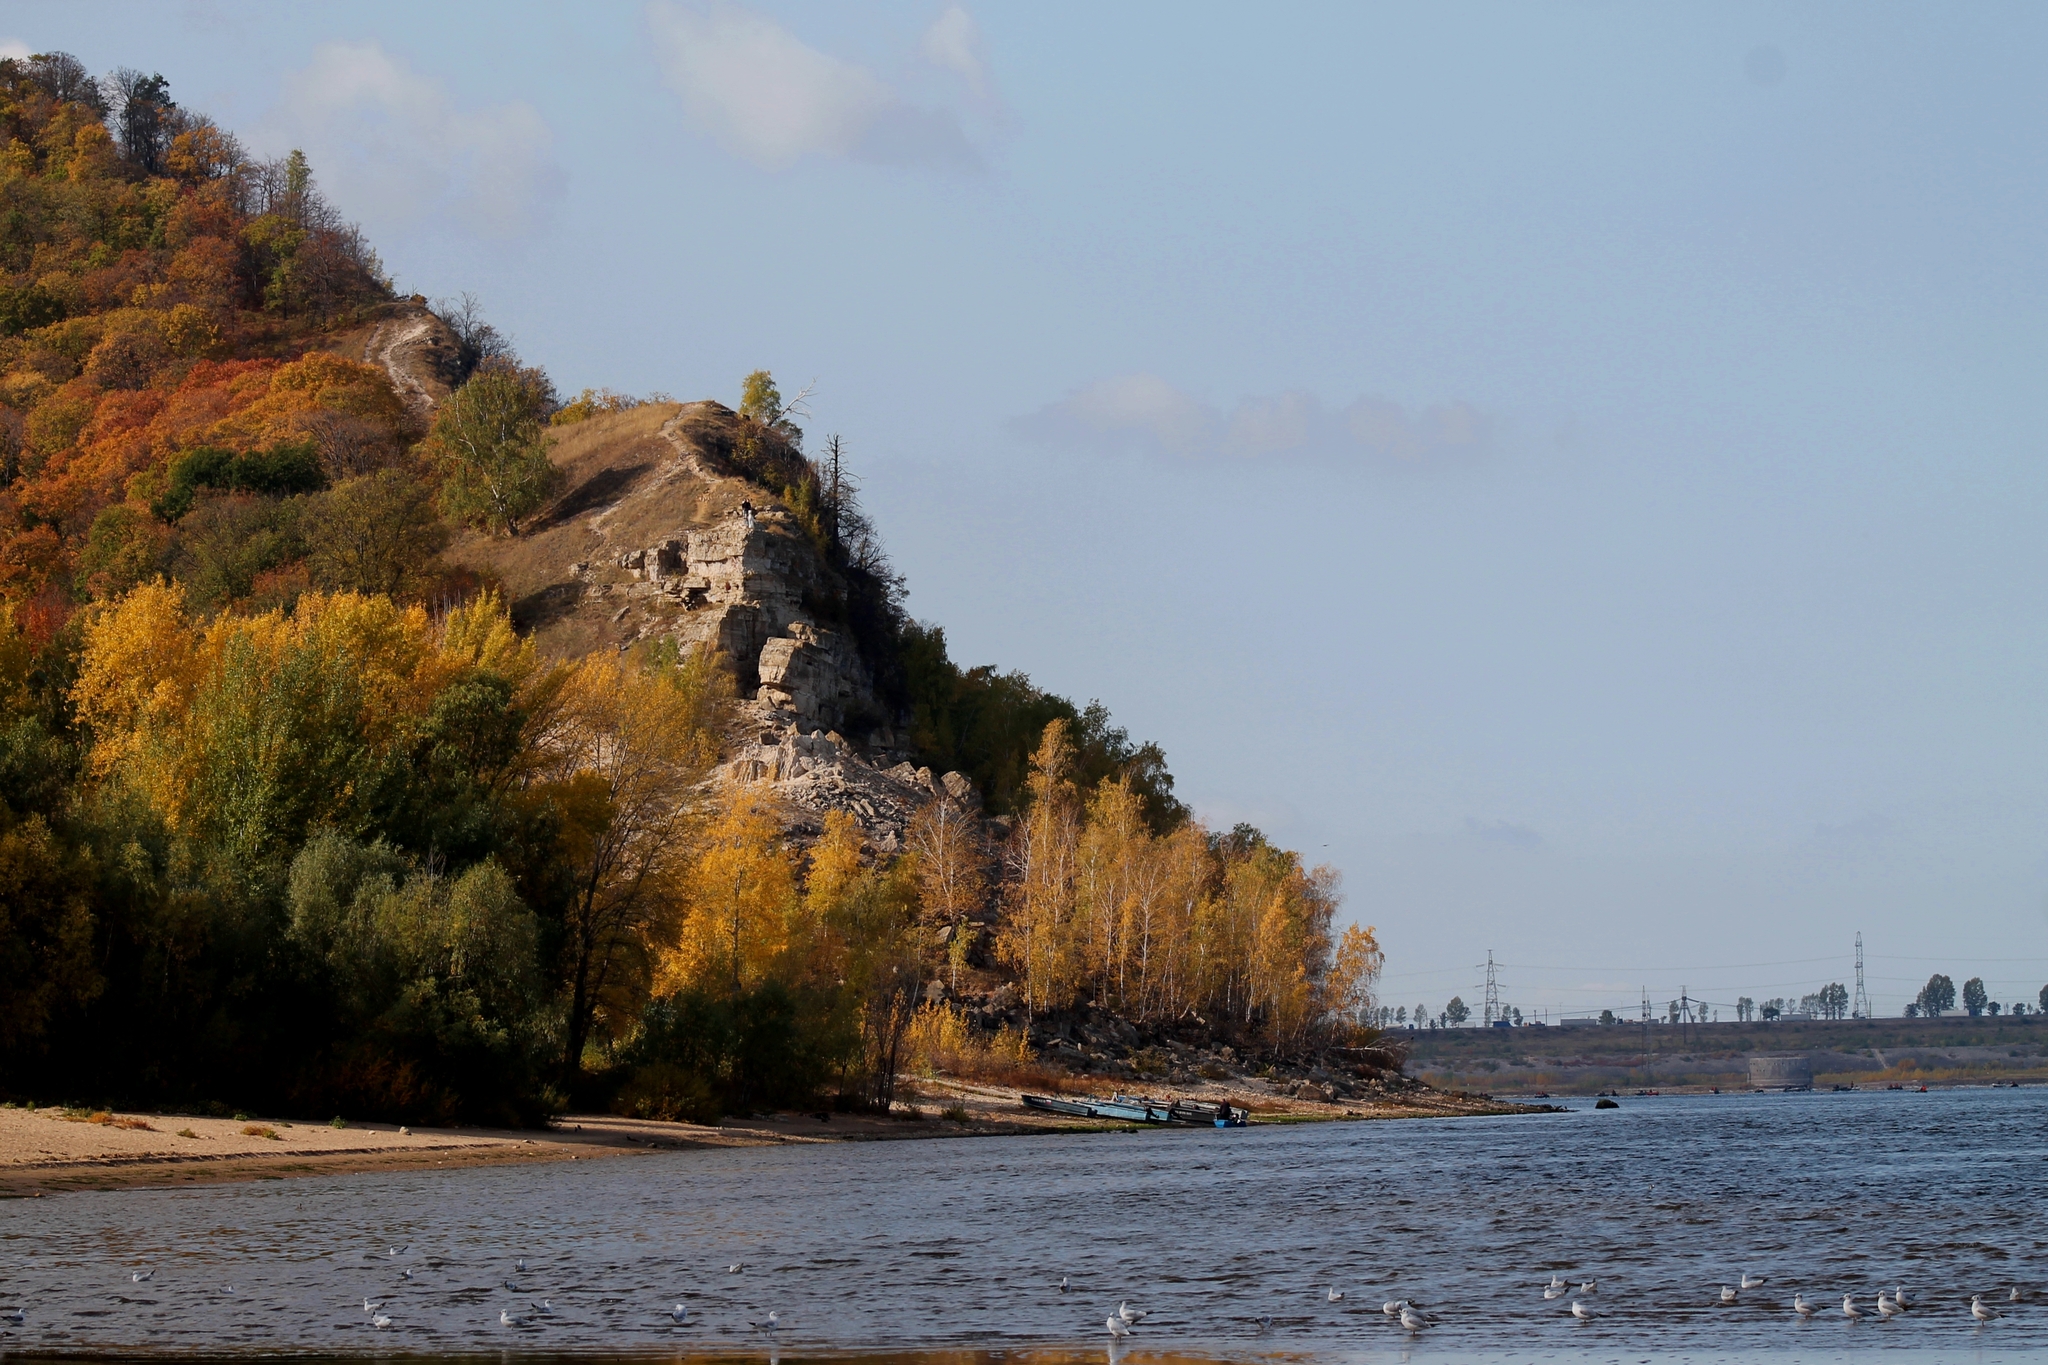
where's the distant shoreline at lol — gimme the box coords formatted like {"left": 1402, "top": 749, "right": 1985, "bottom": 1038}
{"left": 0, "top": 1078, "right": 1550, "bottom": 1198}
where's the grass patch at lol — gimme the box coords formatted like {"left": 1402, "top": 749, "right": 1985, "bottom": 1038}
{"left": 241, "top": 1124, "right": 280, "bottom": 1140}
{"left": 176, "top": 1128, "right": 199, "bottom": 1139}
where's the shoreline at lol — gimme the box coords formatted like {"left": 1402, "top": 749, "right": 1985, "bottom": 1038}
{"left": 0, "top": 1078, "right": 1551, "bottom": 1199}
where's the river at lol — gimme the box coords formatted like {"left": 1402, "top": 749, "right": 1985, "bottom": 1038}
{"left": 2, "top": 1086, "right": 2044, "bottom": 1362}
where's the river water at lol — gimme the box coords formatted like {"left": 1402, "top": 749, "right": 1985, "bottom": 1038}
{"left": 1, "top": 1087, "right": 2044, "bottom": 1363}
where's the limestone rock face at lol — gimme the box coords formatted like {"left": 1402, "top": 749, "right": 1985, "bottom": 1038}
{"left": 439, "top": 399, "right": 977, "bottom": 847}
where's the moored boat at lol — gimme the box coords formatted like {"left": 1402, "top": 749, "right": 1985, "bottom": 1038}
{"left": 1019, "top": 1093, "right": 1248, "bottom": 1126}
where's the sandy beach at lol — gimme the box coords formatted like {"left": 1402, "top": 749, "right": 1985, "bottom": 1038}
{"left": 0, "top": 1078, "right": 1543, "bottom": 1197}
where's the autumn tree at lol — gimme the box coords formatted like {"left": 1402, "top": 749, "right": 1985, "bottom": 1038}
{"left": 427, "top": 361, "right": 558, "bottom": 535}
{"left": 998, "top": 718, "right": 1082, "bottom": 1015}
{"left": 301, "top": 470, "right": 449, "bottom": 599}
{"left": 906, "top": 796, "right": 986, "bottom": 986}
{"left": 531, "top": 646, "right": 726, "bottom": 1078}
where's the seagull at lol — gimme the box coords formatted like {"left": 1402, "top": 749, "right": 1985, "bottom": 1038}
{"left": 1894, "top": 1287, "right": 1910, "bottom": 1309}
{"left": 1056, "top": 1276, "right": 1070, "bottom": 1293}
{"left": 1877, "top": 1293, "right": 1902, "bottom": 1319}
{"left": 1547, "top": 1274, "right": 1567, "bottom": 1290}
{"left": 504, "top": 1280, "right": 524, "bottom": 1293}
{"left": 750, "top": 1311, "right": 781, "bottom": 1332}
{"left": 1252, "top": 1314, "right": 1274, "bottom": 1333}
{"left": 400, "top": 1269, "right": 413, "bottom": 1280}
{"left": 131, "top": 1271, "right": 154, "bottom": 1283}
{"left": 371, "top": 1314, "right": 393, "bottom": 1329}
{"left": 1382, "top": 1299, "right": 1408, "bottom": 1317}
{"left": 1741, "top": 1273, "right": 1767, "bottom": 1290}
{"left": 1105, "top": 1315, "right": 1131, "bottom": 1339}
{"left": 1399, "top": 1304, "right": 1430, "bottom": 1332}
{"left": 363, "top": 1299, "right": 384, "bottom": 1313}
{"left": 516, "top": 1259, "right": 527, "bottom": 1273}
{"left": 1794, "top": 1295, "right": 1816, "bottom": 1318}
{"left": 3, "top": 1309, "right": 24, "bottom": 1325}
{"left": 727, "top": 1263, "right": 745, "bottom": 1275}
{"left": 2011, "top": 1288, "right": 2023, "bottom": 1303}
{"left": 531, "top": 1300, "right": 555, "bottom": 1316}
{"left": 670, "top": 1304, "right": 689, "bottom": 1324}
{"left": 500, "top": 1309, "right": 526, "bottom": 1327}
{"left": 1544, "top": 1284, "right": 1567, "bottom": 1300}
{"left": 1118, "top": 1302, "right": 1147, "bottom": 1324}
{"left": 1971, "top": 1295, "right": 1999, "bottom": 1323}
{"left": 1579, "top": 1281, "right": 1597, "bottom": 1294}
{"left": 1327, "top": 1287, "right": 1344, "bottom": 1302}
{"left": 1571, "top": 1299, "right": 1593, "bottom": 1320}
{"left": 1842, "top": 1294, "right": 1862, "bottom": 1320}
{"left": 1720, "top": 1285, "right": 1739, "bottom": 1304}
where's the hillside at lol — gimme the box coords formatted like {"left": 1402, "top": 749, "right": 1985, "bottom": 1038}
{"left": 0, "top": 52, "right": 1389, "bottom": 1129}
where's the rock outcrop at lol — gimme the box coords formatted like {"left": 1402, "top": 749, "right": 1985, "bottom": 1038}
{"left": 441, "top": 400, "right": 972, "bottom": 847}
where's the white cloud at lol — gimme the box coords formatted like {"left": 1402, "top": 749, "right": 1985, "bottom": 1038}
{"left": 0, "top": 40, "right": 32, "bottom": 61}
{"left": 1012, "top": 372, "right": 1494, "bottom": 465}
{"left": 645, "top": 1, "right": 980, "bottom": 170}
{"left": 267, "top": 43, "right": 561, "bottom": 236}
{"left": 920, "top": 5, "right": 993, "bottom": 101}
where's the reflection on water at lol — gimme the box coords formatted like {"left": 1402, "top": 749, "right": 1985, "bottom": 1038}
{"left": 1, "top": 1087, "right": 2044, "bottom": 1361}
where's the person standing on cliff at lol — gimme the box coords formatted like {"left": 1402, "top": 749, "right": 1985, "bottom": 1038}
{"left": 739, "top": 499, "right": 756, "bottom": 531}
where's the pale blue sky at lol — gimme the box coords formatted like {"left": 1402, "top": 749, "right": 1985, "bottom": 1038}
{"left": 10, "top": 1, "right": 2047, "bottom": 1018}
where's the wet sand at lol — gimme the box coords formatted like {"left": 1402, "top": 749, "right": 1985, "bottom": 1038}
{"left": 0, "top": 1079, "right": 1543, "bottom": 1197}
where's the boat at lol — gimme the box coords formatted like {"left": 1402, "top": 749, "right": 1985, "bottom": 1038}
{"left": 1020, "top": 1094, "right": 1249, "bottom": 1126}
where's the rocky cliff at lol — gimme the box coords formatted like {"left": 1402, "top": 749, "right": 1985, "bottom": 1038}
{"left": 440, "top": 399, "right": 969, "bottom": 851}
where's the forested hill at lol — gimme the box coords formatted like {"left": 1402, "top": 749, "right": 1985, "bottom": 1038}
{"left": 0, "top": 54, "right": 1384, "bottom": 1126}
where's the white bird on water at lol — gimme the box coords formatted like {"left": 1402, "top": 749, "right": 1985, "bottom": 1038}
{"left": 500, "top": 1309, "right": 526, "bottom": 1327}
{"left": 1106, "top": 1315, "right": 1131, "bottom": 1339}
{"left": 531, "top": 1300, "right": 555, "bottom": 1316}
{"left": 727, "top": 1263, "right": 745, "bottom": 1275}
{"left": 1399, "top": 1304, "right": 1430, "bottom": 1332}
{"left": 1893, "top": 1287, "right": 1910, "bottom": 1309}
{"left": 2010, "top": 1288, "right": 2023, "bottom": 1303}
{"left": 1547, "top": 1274, "right": 1567, "bottom": 1290}
{"left": 371, "top": 1314, "right": 393, "bottom": 1330}
{"left": 4, "top": 1309, "right": 24, "bottom": 1325}
{"left": 1793, "top": 1295, "right": 1816, "bottom": 1318}
{"left": 363, "top": 1299, "right": 383, "bottom": 1313}
{"left": 1842, "top": 1295, "right": 1862, "bottom": 1320}
{"left": 1543, "top": 1284, "right": 1567, "bottom": 1301}
{"left": 1720, "top": 1286, "right": 1739, "bottom": 1304}
{"left": 1877, "top": 1293, "right": 1902, "bottom": 1319}
{"left": 1381, "top": 1299, "right": 1407, "bottom": 1317}
{"left": 1327, "top": 1287, "right": 1344, "bottom": 1302}
{"left": 1118, "top": 1302, "right": 1146, "bottom": 1325}
{"left": 669, "top": 1304, "right": 689, "bottom": 1325}
{"left": 1579, "top": 1281, "right": 1597, "bottom": 1295}
{"left": 1741, "top": 1273, "right": 1767, "bottom": 1290}
{"left": 750, "top": 1311, "right": 781, "bottom": 1332}
{"left": 1571, "top": 1300, "right": 1593, "bottom": 1321}
{"left": 1971, "top": 1295, "right": 2000, "bottom": 1323}
{"left": 131, "top": 1271, "right": 153, "bottom": 1283}
{"left": 515, "top": 1259, "right": 527, "bottom": 1273}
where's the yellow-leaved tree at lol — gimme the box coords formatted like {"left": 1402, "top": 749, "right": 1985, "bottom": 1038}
{"left": 527, "top": 645, "right": 727, "bottom": 1078}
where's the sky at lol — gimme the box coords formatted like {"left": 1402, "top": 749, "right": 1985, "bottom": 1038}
{"left": 8, "top": 0, "right": 2047, "bottom": 1021}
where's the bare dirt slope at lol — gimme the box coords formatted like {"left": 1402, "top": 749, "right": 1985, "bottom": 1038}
{"left": 313, "top": 298, "right": 465, "bottom": 419}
